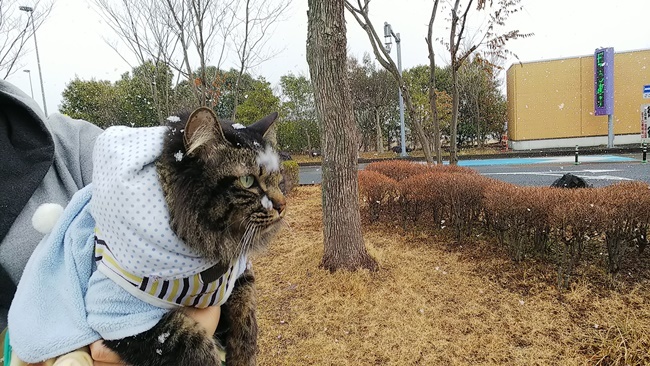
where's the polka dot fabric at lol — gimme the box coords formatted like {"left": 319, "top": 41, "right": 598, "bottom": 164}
{"left": 90, "top": 126, "right": 217, "bottom": 279}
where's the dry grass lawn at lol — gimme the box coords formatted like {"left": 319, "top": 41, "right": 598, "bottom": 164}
{"left": 291, "top": 147, "right": 502, "bottom": 164}
{"left": 253, "top": 186, "right": 650, "bottom": 365}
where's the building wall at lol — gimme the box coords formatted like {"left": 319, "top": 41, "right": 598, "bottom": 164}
{"left": 507, "top": 49, "right": 650, "bottom": 148}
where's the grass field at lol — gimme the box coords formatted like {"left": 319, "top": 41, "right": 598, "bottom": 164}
{"left": 254, "top": 186, "right": 650, "bottom": 365}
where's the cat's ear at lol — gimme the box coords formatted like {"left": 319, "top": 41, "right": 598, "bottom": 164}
{"left": 247, "top": 112, "right": 279, "bottom": 138}
{"left": 184, "top": 107, "right": 227, "bottom": 154}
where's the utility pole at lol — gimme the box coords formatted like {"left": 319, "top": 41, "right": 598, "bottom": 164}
{"left": 384, "top": 22, "right": 407, "bottom": 157}
{"left": 20, "top": 6, "right": 48, "bottom": 116}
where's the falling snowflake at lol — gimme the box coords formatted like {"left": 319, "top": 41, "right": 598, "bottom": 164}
{"left": 232, "top": 123, "right": 246, "bottom": 129}
{"left": 174, "top": 150, "right": 184, "bottom": 162}
{"left": 167, "top": 115, "right": 181, "bottom": 123}
{"left": 158, "top": 332, "right": 170, "bottom": 343}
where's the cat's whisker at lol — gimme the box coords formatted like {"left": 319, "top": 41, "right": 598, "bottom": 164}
{"left": 245, "top": 225, "right": 259, "bottom": 254}
{"left": 238, "top": 222, "right": 255, "bottom": 258}
{"left": 279, "top": 219, "right": 291, "bottom": 231}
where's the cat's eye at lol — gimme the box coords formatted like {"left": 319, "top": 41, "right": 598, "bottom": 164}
{"left": 239, "top": 175, "right": 255, "bottom": 188}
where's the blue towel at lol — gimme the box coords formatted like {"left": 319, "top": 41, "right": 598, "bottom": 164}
{"left": 7, "top": 185, "right": 166, "bottom": 363}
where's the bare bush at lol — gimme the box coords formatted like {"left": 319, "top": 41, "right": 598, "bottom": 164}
{"left": 358, "top": 170, "right": 398, "bottom": 223}
{"left": 550, "top": 189, "right": 607, "bottom": 288}
{"left": 598, "top": 182, "right": 650, "bottom": 273}
{"left": 365, "top": 160, "right": 431, "bottom": 182}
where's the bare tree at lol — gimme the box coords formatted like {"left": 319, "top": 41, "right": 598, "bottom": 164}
{"left": 93, "top": 0, "right": 239, "bottom": 108}
{"left": 426, "top": 0, "right": 443, "bottom": 164}
{"left": 444, "top": 0, "right": 531, "bottom": 164}
{"left": 345, "top": 0, "right": 435, "bottom": 164}
{"left": 93, "top": 0, "right": 178, "bottom": 120}
{"left": 0, "top": 0, "right": 53, "bottom": 79}
{"left": 230, "top": 0, "right": 289, "bottom": 121}
{"left": 306, "top": 0, "right": 378, "bottom": 272}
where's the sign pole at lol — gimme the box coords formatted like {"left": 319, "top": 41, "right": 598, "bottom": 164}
{"left": 607, "top": 114, "right": 613, "bottom": 148}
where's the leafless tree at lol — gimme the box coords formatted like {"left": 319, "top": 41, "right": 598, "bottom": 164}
{"left": 93, "top": 0, "right": 240, "bottom": 108}
{"left": 444, "top": 0, "right": 531, "bottom": 164}
{"left": 345, "top": 0, "right": 435, "bottom": 164}
{"left": 307, "top": 0, "right": 378, "bottom": 272}
{"left": 93, "top": 0, "right": 178, "bottom": 119}
{"left": 426, "top": 0, "right": 443, "bottom": 164}
{"left": 230, "top": 0, "right": 289, "bottom": 121}
{"left": 0, "top": 0, "right": 53, "bottom": 79}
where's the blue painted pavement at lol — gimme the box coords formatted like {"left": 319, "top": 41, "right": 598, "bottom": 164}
{"left": 455, "top": 155, "right": 636, "bottom": 167}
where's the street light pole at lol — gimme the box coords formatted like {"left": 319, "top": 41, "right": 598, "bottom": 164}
{"left": 23, "top": 69, "right": 34, "bottom": 98}
{"left": 384, "top": 22, "right": 407, "bottom": 157}
{"left": 20, "top": 6, "right": 47, "bottom": 116}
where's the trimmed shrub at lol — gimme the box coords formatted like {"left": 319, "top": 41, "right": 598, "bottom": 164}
{"left": 549, "top": 189, "right": 607, "bottom": 288}
{"left": 433, "top": 164, "right": 479, "bottom": 175}
{"left": 597, "top": 182, "right": 650, "bottom": 273}
{"left": 281, "top": 160, "right": 299, "bottom": 195}
{"left": 482, "top": 183, "right": 560, "bottom": 261}
{"left": 359, "top": 160, "right": 650, "bottom": 289}
{"left": 358, "top": 170, "right": 398, "bottom": 223}
{"left": 399, "top": 172, "right": 489, "bottom": 240}
{"left": 365, "top": 160, "right": 431, "bottom": 182}
{"left": 365, "top": 160, "right": 478, "bottom": 183}
{"left": 398, "top": 172, "right": 445, "bottom": 229}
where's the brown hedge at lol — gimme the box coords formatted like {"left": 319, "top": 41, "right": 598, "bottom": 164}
{"left": 358, "top": 170, "right": 398, "bottom": 222}
{"left": 365, "top": 160, "right": 431, "bottom": 182}
{"left": 358, "top": 167, "right": 650, "bottom": 288}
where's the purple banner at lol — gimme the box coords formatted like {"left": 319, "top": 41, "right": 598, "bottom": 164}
{"left": 594, "top": 47, "right": 614, "bottom": 116}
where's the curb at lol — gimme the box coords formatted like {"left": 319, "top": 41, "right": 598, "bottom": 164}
{"left": 296, "top": 144, "right": 645, "bottom": 167}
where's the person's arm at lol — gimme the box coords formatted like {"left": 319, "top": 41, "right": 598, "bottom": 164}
{"left": 90, "top": 306, "right": 221, "bottom": 365}
{"left": 45, "top": 113, "right": 103, "bottom": 188}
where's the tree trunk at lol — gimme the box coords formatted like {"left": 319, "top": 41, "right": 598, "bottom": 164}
{"left": 401, "top": 85, "right": 434, "bottom": 163}
{"left": 375, "top": 109, "right": 384, "bottom": 153}
{"left": 476, "top": 98, "right": 482, "bottom": 148}
{"left": 306, "top": 0, "right": 378, "bottom": 272}
{"left": 305, "top": 124, "right": 312, "bottom": 151}
{"left": 429, "top": 84, "right": 442, "bottom": 165}
{"left": 450, "top": 67, "right": 459, "bottom": 164}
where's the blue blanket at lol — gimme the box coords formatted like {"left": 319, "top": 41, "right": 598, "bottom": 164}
{"left": 8, "top": 185, "right": 166, "bottom": 363}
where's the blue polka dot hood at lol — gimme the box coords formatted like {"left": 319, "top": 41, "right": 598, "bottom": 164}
{"left": 90, "top": 126, "right": 219, "bottom": 280}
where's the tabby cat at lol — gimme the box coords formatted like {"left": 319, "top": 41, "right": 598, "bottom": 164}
{"left": 102, "top": 107, "right": 286, "bottom": 366}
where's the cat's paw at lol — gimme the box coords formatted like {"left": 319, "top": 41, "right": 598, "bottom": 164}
{"left": 104, "top": 310, "right": 221, "bottom": 366}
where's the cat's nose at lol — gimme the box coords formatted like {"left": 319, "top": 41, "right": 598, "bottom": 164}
{"left": 273, "top": 198, "right": 286, "bottom": 214}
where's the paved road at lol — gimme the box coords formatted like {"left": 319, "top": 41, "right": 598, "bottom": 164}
{"left": 299, "top": 154, "right": 650, "bottom": 187}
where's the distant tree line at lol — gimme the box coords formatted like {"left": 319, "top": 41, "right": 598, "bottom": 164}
{"left": 347, "top": 53, "right": 506, "bottom": 155}
{"left": 59, "top": 62, "right": 278, "bottom": 128}
{"left": 59, "top": 53, "right": 506, "bottom": 154}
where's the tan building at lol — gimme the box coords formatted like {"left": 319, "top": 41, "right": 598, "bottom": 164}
{"left": 506, "top": 49, "right": 650, "bottom": 150}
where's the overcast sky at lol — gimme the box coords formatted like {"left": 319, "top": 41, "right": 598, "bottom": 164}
{"left": 6, "top": 0, "right": 650, "bottom": 115}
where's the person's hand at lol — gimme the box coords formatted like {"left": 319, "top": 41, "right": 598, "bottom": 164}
{"left": 89, "top": 341, "right": 124, "bottom": 366}
{"left": 182, "top": 305, "right": 221, "bottom": 336}
{"left": 89, "top": 305, "right": 221, "bottom": 365}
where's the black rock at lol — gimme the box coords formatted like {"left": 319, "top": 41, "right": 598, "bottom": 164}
{"left": 550, "top": 173, "right": 590, "bottom": 188}
{"left": 278, "top": 151, "right": 292, "bottom": 161}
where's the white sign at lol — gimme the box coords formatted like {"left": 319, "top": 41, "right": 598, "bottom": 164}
{"left": 642, "top": 104, "right": 650, "bottom": 139}
{"left": 644, "top": 85, "right": 650, "bottom": 99}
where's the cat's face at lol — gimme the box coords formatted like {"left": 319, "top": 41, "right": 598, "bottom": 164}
{"left": 158, "top": 107, "right": 285, "bottom": 261}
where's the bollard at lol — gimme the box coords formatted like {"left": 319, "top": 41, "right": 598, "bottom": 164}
{"left": 643, "top": 142, "right": 647, "bottom": 164}
{"left": 574, "top": 145, "right": 579, "bottom": 165}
